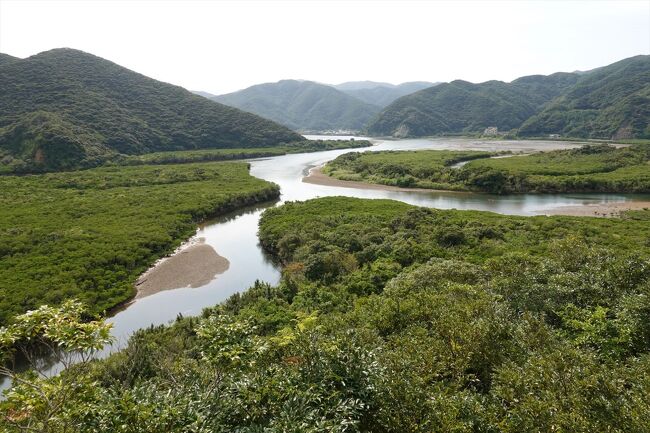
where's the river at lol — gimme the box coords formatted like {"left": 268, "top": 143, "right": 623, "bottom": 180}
{"left": 2, "top": 136, "right": 648, "bottom": 392}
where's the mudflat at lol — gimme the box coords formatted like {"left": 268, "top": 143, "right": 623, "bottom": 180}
{"left": 542, "top": 201, "right": 650, "bottom": 218}
{"left": 135, "top": 240, "right": 230, "bottom": 299}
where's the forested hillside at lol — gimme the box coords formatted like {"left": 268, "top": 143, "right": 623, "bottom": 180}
{"left": 519, "top": 55, "right": 650, "bottom": 139}
{"left": 0, "top": 49, "right": 303, "bottom": 173}
{"left": 366, "top": 73, "right": 580, "bottom": 137}
{"left": 213, "top": 80, "right": 381, "bottom": 132}
{"left": 367, "top": 55, "right": 650, "bottom": 139}
{"left": 335, "top": 81, "right": 438, "bottom": 107}
{"left": 0, "top": 53, "right": 18, "bottom": 65}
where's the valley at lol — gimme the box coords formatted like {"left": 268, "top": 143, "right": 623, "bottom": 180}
{"left": 0, "top": 16, "right": 649, "bottom": 428}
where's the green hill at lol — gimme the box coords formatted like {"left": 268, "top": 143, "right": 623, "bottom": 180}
{"left": 0, "top": 53, "right": 18, "bottom": 66}
{"left": 367, "top": 56, "right": 650, "bottom": 139}
{"left": 366, "top": 72, "right": 580, "bottom": 137}
{"left": 213, "top": 80, "right": 381, "bottom": 132}
{"left": 0, "top": 48, "right": 303, "bottom": 173}
{"left": 519, "top": 55, "right": 650, "bottom": 139}
{"left": 335, "top": 81, "right": 438, "bottom": 107}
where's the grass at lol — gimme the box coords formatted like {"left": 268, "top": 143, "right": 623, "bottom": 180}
{"left": 0, "top": 161, "right": 280, "bottom": 325}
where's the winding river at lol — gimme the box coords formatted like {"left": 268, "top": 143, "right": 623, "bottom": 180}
{"left": 2, "top": 136, "right": 649, "bottom": 391}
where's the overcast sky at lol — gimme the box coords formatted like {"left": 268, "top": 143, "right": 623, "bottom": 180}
{"left": 1, "top": 0, "right": 648, "bottom": 94}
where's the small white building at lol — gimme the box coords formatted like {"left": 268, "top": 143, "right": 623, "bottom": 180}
{"left": 483, "top": 126, "right": 499, "bottom": 136}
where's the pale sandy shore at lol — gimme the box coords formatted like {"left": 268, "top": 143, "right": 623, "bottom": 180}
{"left": 135, "top": 238, "right": 229, "bottom": 299}
{"left": 303, "top": 166, "right": 463, "bottom": 194}
{"left": 541, "top": 201, "right": 650, "bottom": 218}
{"left": 303, "top": 166, "right": 650, "bottom": 218}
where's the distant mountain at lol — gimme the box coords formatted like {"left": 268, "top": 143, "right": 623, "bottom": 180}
{"left": 367, "top": 73, "right": 579, "bottom": 137}
{"left": 0, "top": 48, "right": 302, "bottom": 173}
{"left": 336, "top": 81, "right": 439, "bottom": 107}
{"left": 519, "top": 55, "right": 650, "bottom": 139}
{"left": 213, "top": 80, "right": 381, "bottom": 132}
{"left": 334, "top": 81, "right": 396, "bottom": 91}
{"left": 0, "top": 53, "right": 18, "bottom": 66}
{"left": 367, "top": 55, "right": 650, "bottom": 139}
{"left": 192, "top": 90, "right": 218, "bottom": 99}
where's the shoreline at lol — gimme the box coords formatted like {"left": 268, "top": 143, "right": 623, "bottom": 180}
{"left": 134, "top": 237, "right": 230, "bottom": 300}
{"left": 303, "top": 166, "right": 650, "bottom": 218}
{"left": 541, "top": 201, "right": 650, "bottom": 218}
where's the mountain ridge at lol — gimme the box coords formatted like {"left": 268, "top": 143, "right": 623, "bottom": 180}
{"left": 213, "top": 79, "right": 381, "bottom": 132}
{"left": 336, "top": 81, "right": 440, "bottom": 107}
{"left": 0, "top": 48, "right": 303, "bottom": 173}
{"left": 366, "top": 55, "right": 650, "bottom": 139}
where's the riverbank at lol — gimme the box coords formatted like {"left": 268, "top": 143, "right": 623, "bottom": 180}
{"left": 303, "top": 166, "right": 650, "bottom": 217}
{"left": 542, "top": 201, "right": 650, "bottom": 217}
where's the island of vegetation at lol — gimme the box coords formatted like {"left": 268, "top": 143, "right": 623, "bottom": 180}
{"left": 3, "top": 196, "right": 649, "bottom": 431}
{"left": 322, "top": 144, "right": 650, "bottom": 193}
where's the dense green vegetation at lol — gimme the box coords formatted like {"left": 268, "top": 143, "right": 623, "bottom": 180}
{"left": 4, "top": 196, "right": 650, "bottom": 431}
{"left": 324, "top": 149, "right": 495, "bottom": 189}
{"left": 367, "top": 55, "right": 650, "bottom": 139}
{"left": 118, "top": 139, "right": 372, "bottom": 166}
{"left": 325, "top": 144, "right": 650, "bottom": 193}
{"left": 520, "top": 55, "right": 650, "bottom": 139}
{"left": 0, "top": 162, "right": 280, "bottom": 325}
{"left": 0, "top": 48, "right": 303, "bottom": 173}
{"left": 213, "top": 80, "right": 381, "bottom": 132}
{"left": 334, "top": 81, "right": 438, "bottom": 107}
{"left": 0, "top": 53, "right": 17, "bottom": 66}
{"left": 462, "top": 144, "right": 650, "bottom": 193}
{"left": 366, "top": 73, "right": 580, "bottom": 137}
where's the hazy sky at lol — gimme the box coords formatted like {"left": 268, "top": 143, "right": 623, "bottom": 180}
{"left": 1, "top": 0, "right": 648, "bottom": 94}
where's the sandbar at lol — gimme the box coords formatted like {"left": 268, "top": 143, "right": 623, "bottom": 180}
{"left": 135, "top": 239, "right": 229, "bottom": 299}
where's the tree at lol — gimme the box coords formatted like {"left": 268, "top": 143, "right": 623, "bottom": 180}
{"left": 0, "top": 300, "right": 113, "bottom": 433}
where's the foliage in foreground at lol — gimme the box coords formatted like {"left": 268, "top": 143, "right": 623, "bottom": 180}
{"left": 324, "top": 149, "right": 495, "bottom": 189}
{"left": 3, "top": 197, "right": 650, "bottom": 432}
{"left": 0, "top": 161, "right": 280, "bottom": 325}
{"left": 325, "top": 144, "right": 650, "bottom": 193}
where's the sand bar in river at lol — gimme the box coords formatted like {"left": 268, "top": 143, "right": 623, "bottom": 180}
{"left": 135, "top": 238, "right": 229, "bottom": 299}
{"left": 541, "top": 201, "right": 650, "bottom": 218}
